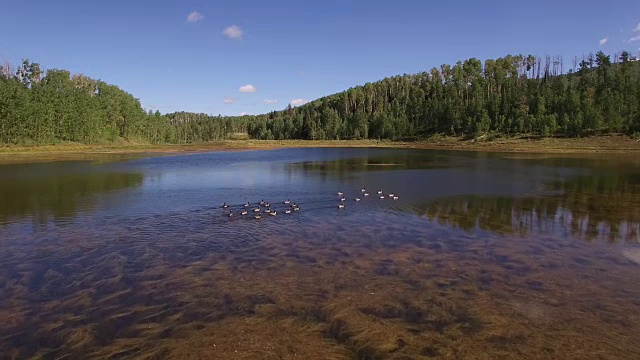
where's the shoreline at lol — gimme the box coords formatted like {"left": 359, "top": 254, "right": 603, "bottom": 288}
{"left": 1, "top": 135, "right": 639, "bottom": 164}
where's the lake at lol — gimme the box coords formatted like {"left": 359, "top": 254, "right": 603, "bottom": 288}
{"left": 1, "top": 148, "right": 639, "bottom": 359}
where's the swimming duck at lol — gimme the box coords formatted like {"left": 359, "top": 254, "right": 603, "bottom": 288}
{"left": 337, "top": 191, "right": 344, "bottom": 196}
{"left": 388, "top": 193, "right": 395, "bottom": 198}
{"left": 269, "top": 211, "right": 277, "bottom": 216}
{"left": 285, "top": 209, "right": 292, "bottom": 214}
{"left": 377, "top": 190, "right": 383, "bottom": 194}
{"left": 340, "top": 198, "right": 346, "bottom": 202}
{"left": 241, "top": 210, "right": 248, "bottom": 215}
{"left": 393, "top": 196, "right": 399, "bottom": 200}
{"left": 259, "top": 200, "right": 265, "bottom": 205}
{"left": 355, "top": 198, "right": 361, "bottom": 202}
{"left": 361, "top": 188, "right": 366, "bottom": 192}
{"left": 264, "top": 203, "right": 270, "bottom": 208}
{"left": 244, "top": 202, "right": 250, "bottom": 208}
{"left": 284, "top": 199, "right": 291, "bottom": 204}
{"left": 223, "top": 202, "right": 229, "bottom": 209}
{"left": 293, "top": 206, "right": 300, "bottom": 211}
{"left": 254, "top": 214, "right": 262, "bottom": 219}
{"left": 363, "top": 192, "right": 370, "bottom": 197}
{"left": 253, "top": 208, "right": 261, "bottom": 213}
{"left": 264, "top": 209, "right": 271, "bottom": 214}
{"left": 338, "top": 204, "right": 345, "bottom": 209}
{"left": 379, "top": 195, "right": 385, "bottom": 199}
{"left": 228, "top": 211, "right": 234, "bottom": 217}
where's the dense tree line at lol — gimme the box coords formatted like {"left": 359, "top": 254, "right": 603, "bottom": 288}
{"left": 0, "top": 59, "right": 164, "bottom": 144}
{"left": 248, "top": 51, "right": 640, "bottom": 140}
{"left": 0, "top": 59, "right": 256, "bottom": 145}
{"left": 1, "top": 50, "right": 639, "bottom": 145}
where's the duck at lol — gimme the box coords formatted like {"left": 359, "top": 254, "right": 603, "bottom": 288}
{"left": 340, "top": 198, "right": 346, "bottom": 202}
{"left": 393, "top": 196, "right": 399, "bottom": 200}
{"left": 355, "top": 198, "right": 361, "bottom": 202}
{"left": 379, "top": 195, "right": 385, "bottom": 199}
{"left": 361, "top": 188, "right": 366, "bottom": 192}
{"left": 253, "top": 208, "right": 261, "bottom": 213}
{"left": 337, "top": 191, "right": 344, "bottom": 196}
{"left": 222, "top": 202, "right": 229, "bottom": 209}
{"left": 259, "top": 199, "right": 265, "bottom": 205}
{"left": 254, "top": 214, "right": 262, "bottom": 219}
{"left": 284, "top": 199, "right": 291, "bottom": 204}
{"left": 244, "top": 202, "right": 251, "bottom": 208}
{"left": 377, "top": 190, "right": 383, "bottom": 194}
{"left": 264, "top": 202, "right": 270, "bottom": 208}
{"left": 269, "top": 211, "right": 277, "bottom": 216}
{"left": 363, "top": 192, "right": 370, "bottom": 197}
{"left": 264, "top": 209, "right": 271, "bottom": 214}
{"left": 293, "top": 206, "right": 300, "bottom": 211}
{"left": 285, "top": 209, "right": 292, "bottom": 214}
{"left": 228, "top": 211, "right": 234, "bottom": 217}
{"left": 388, "top": 193, "right": 395, "bottom": 198}
{"left": 241, "top": 210, "right": 248, "bottom": 215}
{"left": 338, "top": 204, "right": 345, "bottom": 209}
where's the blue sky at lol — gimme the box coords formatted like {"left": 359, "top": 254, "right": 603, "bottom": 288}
{"left": 1, "top": 0, "right": 639, "bottom": 115}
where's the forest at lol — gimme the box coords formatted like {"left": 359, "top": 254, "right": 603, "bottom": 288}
{"left": 1, "top": 50, "right": 639, "bottom": 145}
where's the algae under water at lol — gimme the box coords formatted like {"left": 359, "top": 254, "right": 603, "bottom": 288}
{"left": 1, "top": 148, "right": 639, "bottom": 359}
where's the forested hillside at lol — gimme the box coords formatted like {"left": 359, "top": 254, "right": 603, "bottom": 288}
{"left": 244, "top": 51, "right": 640, "bottom": 140}
{"left": 0, "top": 60, "right": 167, "bottom": 144}
{"left": 1, "top": 51, "right": 639, "bottom": 145}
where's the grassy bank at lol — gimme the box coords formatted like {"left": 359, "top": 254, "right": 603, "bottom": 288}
{"left": 1, "top": 135, "right": 639, "bottom": 164}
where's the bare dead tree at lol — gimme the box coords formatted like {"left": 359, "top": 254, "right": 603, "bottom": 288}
{"left": 0, "top": 59, "right": 13, "bottom": 78}
{"left": 543, "top": 55, "right": 550, "bottom": 79}
{"left": 553, "top": 55, "right": 561, "bottom": 76}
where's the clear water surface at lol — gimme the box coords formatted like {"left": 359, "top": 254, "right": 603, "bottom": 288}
{"left": 1, "top": 148, "right": 639, "bottom": 359}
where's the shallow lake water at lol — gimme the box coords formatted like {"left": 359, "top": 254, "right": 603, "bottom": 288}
{"left": 1, "top": 148, "right": 639, "bottom": 359}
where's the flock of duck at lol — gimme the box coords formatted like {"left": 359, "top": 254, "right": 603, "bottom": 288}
{"left": 221, "top": 188, "right": 399, "bottom": 220}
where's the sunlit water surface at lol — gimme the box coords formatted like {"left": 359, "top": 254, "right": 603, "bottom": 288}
{"left": 1, "top": 148, "right": 640, "bottom": 359}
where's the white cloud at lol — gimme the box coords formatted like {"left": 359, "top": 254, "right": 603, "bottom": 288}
{"left": 628, "top": 35, "right": 640, "bottom": 43}
{"left": 264, "top": 99, "right": 278, "bottom": 104}
{"left": 599, "top": 37, "right": 609, "bottom": 46}
{"left": 223, "top": 25, "right": 244, "bottom": 40}
{"left": 635, "top": 22, "right": 640, "bottom": 32}
{"left": 239, "top": 84, "right": 256, "bottom": 93}
{"left": 290, "top": 99, "right": 308, "bottom": 106}
{"left": 239, "top": 112, "right": 249, "bottom": 116}
{"left": 186, "top": 11, "right": 204, "bottom": 23}
{"left": 223, "top": 97, "right": 235, "bottom": 104}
